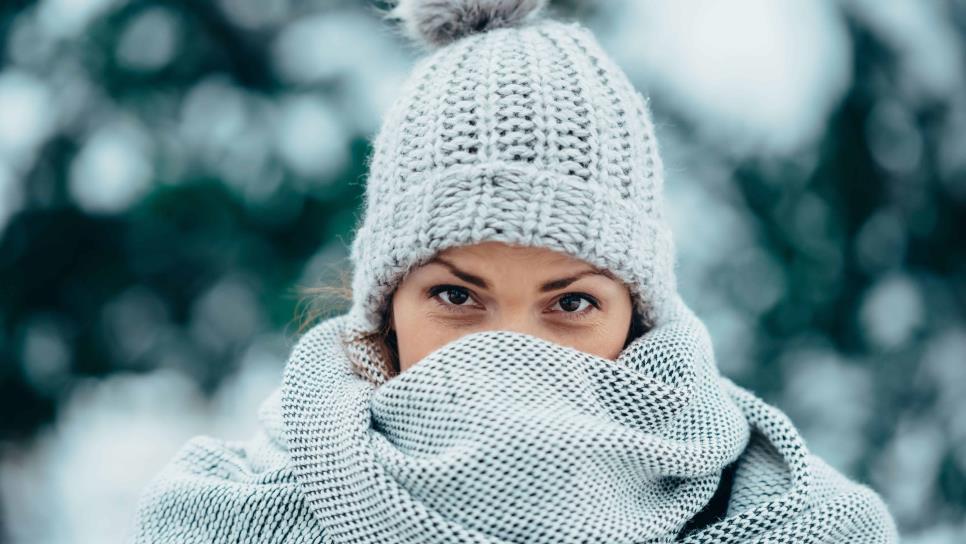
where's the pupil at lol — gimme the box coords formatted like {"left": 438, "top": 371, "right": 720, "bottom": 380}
{"left": 561, "top": 295, "right": 581, "bottom": 312}
{"left": 448, "top": 288, "right": 468, "bottom": 305}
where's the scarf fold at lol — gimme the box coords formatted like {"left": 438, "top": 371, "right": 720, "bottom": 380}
{"left": 132, "top": 294, "right": 898, "bottom": 543}
{"left": 279, "top": 293, "right": 896, "bottom": 543}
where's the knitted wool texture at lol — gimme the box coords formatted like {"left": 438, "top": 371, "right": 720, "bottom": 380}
{"left": 132, "top": 292, "right": 899, "bottom": 542}
{"left": 344, "top": 6, "right": 677, "bottom": 351}
{"left": 131, "top": 1, "right": 899, "bottom": 542}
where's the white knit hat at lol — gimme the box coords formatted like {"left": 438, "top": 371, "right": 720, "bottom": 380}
{"left": 345, "top": 0, "right": 678, "bottom": 340}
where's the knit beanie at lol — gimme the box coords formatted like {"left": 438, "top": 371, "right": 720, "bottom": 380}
{"left": 344, "top": 0, "right": 678, "bottom": 347}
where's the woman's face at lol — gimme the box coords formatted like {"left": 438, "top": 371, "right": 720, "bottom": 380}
{"left": 389, "top": 241, "right": 635, "bottom": 372}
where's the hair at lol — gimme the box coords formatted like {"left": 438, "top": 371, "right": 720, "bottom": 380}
{"left": 294, "top": 266, "right": 400, "bottom": 383}
{"left": 296, "top": 267, "right": 649, "bottom": 383}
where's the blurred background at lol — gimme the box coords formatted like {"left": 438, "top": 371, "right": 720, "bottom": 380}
{"left": 0, "top": 0, "right": 964, "bottom": 541}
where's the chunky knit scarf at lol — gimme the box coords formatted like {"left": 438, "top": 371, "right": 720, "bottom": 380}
{"left": 132, "top": 294, "right": 898, "bottom": 543}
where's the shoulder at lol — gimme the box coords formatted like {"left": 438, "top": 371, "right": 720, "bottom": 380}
{"left": 131, "top": 388, "right": 326, "bottom": 544}
{"left": 682, "top": 378, "right": 899, "bottom": 543}
{"left": 801, "top": 451, "right": 899, "bottom": 538}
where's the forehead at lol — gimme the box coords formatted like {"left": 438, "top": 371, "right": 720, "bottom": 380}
{"left": 424, "top": 244, "right": 622, "bottom": 287}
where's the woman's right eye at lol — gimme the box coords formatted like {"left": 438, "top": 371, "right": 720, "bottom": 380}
{"left": 429, "top": 285, "right": 473, "bottom": 309}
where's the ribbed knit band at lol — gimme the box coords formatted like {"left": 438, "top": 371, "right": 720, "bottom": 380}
{"left": 347, "top": 17, "right": 677, "bottom": 334}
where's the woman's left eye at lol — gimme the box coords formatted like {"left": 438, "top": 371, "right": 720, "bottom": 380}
{"left": 552, "top": 293, "right": 599, "bottom": 317}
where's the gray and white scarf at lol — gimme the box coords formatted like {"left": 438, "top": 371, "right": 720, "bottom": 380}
{"left": 132, "top": 293, "right": 898, "bottom": 543}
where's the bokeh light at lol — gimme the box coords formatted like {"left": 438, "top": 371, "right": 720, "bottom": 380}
{"left": 0, "top": 0, "right": 963, "bottom": 542}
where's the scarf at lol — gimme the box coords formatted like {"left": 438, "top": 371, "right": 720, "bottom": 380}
{"left": 132, "top": 293, "right": 898, "bottom": 543}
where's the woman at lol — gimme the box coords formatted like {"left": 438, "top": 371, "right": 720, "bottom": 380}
{"left": 132, "top": 1, "right": 898, "bottom": 542}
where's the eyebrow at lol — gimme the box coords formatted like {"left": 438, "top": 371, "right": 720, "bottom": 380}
{"left": 425, "top": 256, "right": 615, "bottom": 292}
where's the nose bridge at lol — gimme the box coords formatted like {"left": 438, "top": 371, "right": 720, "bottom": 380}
{"left": 492, "top": 303, "right": 541, "bottom": 337}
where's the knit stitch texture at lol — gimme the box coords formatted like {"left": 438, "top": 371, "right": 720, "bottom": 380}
{"left": 131, "top": 2, "right": 899, "bottom": 541}
{"left": 132, "top": 292, "right": 898, "bottom": 542}
{"left": 345, "top": 14, "right": 677, "bottom": 347}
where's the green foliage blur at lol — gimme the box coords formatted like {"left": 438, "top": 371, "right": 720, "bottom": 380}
{"left": 0, "top": 0, "right": 963, "bottom": 540}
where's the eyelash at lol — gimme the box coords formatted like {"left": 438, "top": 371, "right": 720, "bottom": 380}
{"left": 426, "top": 285, "right": 600, "bottom": 321}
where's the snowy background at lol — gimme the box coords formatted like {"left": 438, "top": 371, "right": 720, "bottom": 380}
{"left": 1, "top": 0, "right": 964, "bottom": 542}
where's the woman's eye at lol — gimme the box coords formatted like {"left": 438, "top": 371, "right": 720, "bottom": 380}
{"left": 553, "top": 293, "right": 598, "bottom": 316}
{"left": 430, "top": 285, "right": 473, "bottom": 308}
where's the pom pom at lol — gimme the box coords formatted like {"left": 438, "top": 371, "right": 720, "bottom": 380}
{"left": 385, "top": 0, "right": 549, "bottom": 49}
